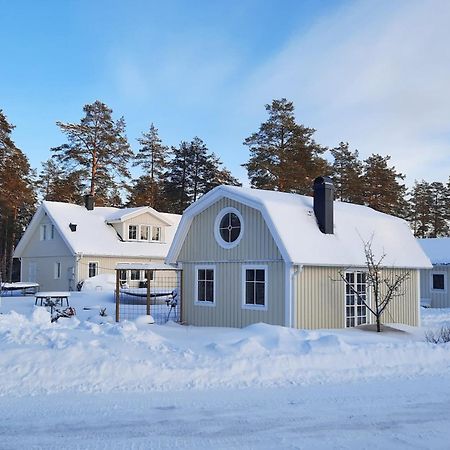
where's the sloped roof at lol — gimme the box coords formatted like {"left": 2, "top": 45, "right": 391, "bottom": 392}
{"left": 167, "top": 186, "right": 431, "bottom": 269}
{"left": 417, "top": 238, "right": 450, "bottom": 265}
{"left": 15, "top": 201, "right": 181, "bottom": 259}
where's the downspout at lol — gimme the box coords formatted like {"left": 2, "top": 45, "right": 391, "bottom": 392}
{"left": 416, "top": 269, "right": 421, "bottom": 327}
{"left": 75, "top": 253, "right": 82, "bottom": 289}
{"left": 285, "top": 263, "right": 302, "bottom": 328}
{"left": 291, "top": 265, "right": 302, "bottom": 328}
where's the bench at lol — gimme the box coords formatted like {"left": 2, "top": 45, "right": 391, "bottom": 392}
{"left": 35, "top": 291, "right": 71, "bottom": 309}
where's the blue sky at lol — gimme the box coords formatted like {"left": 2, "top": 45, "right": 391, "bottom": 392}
{"left": 1, "top": 0, "right": 449, "bottom": 185}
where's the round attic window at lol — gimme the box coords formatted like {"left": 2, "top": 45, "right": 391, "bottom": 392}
{"left": 214, "top": 207, "right": 243, "bottom": 249}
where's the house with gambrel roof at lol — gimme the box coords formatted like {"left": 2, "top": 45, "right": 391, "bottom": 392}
{"left": 166, "top": 178, "right": 431, "bottom": 329}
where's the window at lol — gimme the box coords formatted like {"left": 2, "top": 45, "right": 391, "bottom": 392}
{"left": 345, "top": 271, "right": 368, "bottom": 327}
{"left": 144, "top": 270, "right": 154, "bottom": 281}
{"left": 50, "top": 224, "right": 55, "bottom": 239}
{"left": 40, "top": 224, "right": 47, "bottom": 241}
{"left": 195, "top": 266, "right": 215, "bottom": 304}
{"left": 54, "top": 262, "right": 61, "bottom": 279}
{"left": 130, "top": 269, "right": 141, "bottom": 281}
{"left": 214, "top": 207, "right": 244, "bottom": 249}
{"left": 128, "top": 225, "right": 137, "bottom": 240}
{"left": 243, "top": 266, "right": 267, "bottom": 308}
{"left": 140, "top": 225, "right": 151, "bottom": 241}
{"left": 432, "top": 272, "right": 446, "bottom": 292}
{"left": 151, "top": 226, "right": 161, "bottom": 242}
{"left": 88, "top": 262, "right": 98, "bottom": 278}
{"left": 118, "top": 269, "right": 127, "bottom": 283}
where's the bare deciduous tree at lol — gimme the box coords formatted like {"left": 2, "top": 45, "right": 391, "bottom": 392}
{"left": 337, "top": 238, "right": 410, "bottom": 332}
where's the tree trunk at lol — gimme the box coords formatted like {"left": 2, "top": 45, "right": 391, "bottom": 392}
{"left": 376, "top": 316, "right": 381, "bottom": 332}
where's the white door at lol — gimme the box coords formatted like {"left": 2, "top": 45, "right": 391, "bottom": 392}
{"left": 345, "top": 271, "right": 368, "bottom": 327}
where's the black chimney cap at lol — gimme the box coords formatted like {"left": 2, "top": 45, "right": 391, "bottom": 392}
{"left": 69, "top": 223, "right": 77, "bottom": 232}
{"left": 84, "top": 194, "right": 94, "bottom": 211}
{"left": 313, "top": 176, "right": 334, "bottom": 188}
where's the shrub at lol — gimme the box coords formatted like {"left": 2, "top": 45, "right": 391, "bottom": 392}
{"left": 425, "top": 327, "right": 450, "bottom": 344}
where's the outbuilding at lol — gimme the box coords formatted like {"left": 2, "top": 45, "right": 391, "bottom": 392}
{"left": 418, "top": 238, "right": 450, "bottom": 308}
{"left": 166, "top": 178, "right": 431, "bottom": 329}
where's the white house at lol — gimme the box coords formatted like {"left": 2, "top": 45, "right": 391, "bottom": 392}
{"left": 418, "top": 238, "right": 450, "bottom": 308}
{"left": 166, "top": 178, "right": 432, "bottom": 329}
{"left": 14, "top": 196, "right": 181, "bottom": 291}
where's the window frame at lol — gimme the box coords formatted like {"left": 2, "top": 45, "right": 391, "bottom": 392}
{"left": 128, "top": 225, "right": 138, "bottom": 241}
{"left": 54, "top": 262, "right": 61, "bottom": 279}
{"left": 194, "top": 265, "right": 216, "bottom": 307}
{"left": 431, "top": 271, "right": 447, "bottom": 293}
{"left": 344, "top": 270, "right": 370, "bottom": 328}
{"left": 130, "top": 269, "right": 141, "bottom": 281}
{"left": 88, "top": 261, "right": 99, "bottom": 278}
{"left": 214, "top": 207, "right": 244, "bottom": 249}
{"left": 139, "top": 225, "right": 151, "bottom": 241}
{"left": 241, "top": 264, "right": 268, "bottom": 310}
{"left": 151, "top": 225, "right": 162, "bottom": 242}
{"left": 40, "top": 224, "right": 47, "bottom": 241}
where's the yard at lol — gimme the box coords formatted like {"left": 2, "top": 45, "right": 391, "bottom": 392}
{"left": 1, "top": 292, "right": 450, "bottom": 448}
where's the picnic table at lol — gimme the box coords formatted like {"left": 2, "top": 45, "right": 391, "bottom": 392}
{"left": 35, "top": 291, "right": 71, "bottom": 309}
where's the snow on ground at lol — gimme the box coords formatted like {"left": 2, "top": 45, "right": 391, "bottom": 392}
{"left": 1, "top": 292, "right": 450, "bottom": 448}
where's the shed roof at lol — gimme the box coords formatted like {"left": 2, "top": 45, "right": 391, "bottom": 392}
{"left": 167, "top": 185, "right": 431, "bottom": 269}
{"left": 417, "top": 238, "right": 450, "bottom": 265}
{"left": 14, "top": 201, "right": 181, "bottom": 259}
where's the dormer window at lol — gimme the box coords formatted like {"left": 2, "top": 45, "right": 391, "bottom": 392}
{"left": 128, "top": 225, "right": 137, "bottom": 240}
{"left": 140, "top": 225, "right": 151, "bottom": 241}
{"left": 151, "top": 226, "right": 161, "bottom": 242}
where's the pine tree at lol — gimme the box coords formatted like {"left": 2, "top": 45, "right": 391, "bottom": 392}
{"left": 52, "top": 101, "right": 132, "bottom": 206}
{"left": 330, "top": 142, "right": 364, "bottom": 204}
{"left": 0, "top": 110, "right": 36, "bottom": 281}
{"left": 408, "top": 180, "right": 433, "bottom": 237}
{"left": 363, "top": 154, "right": 408, "bottom": 217}
{"left": 429, "top": 181, "right": 449, "bottom": 237}
{"left": 130, "top": 123, "right": 170, "bottom": 208}
{"left": 243, "top": 98, "right": 329, "bottom": 194}
{"left": 164, "top": 137, "right": 240, "bottom": 213}
{"left": 36, "top": 158, "right": 84, "bottom": 203}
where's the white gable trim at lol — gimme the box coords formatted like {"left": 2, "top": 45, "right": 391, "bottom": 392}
{"left": 166, "top": 186, "right": 292, "bottom": 265}
{"left": 14, "top": 203, "right": 77, "bottom": 257}
{"left": 107, "top": 207, "right": 173, "bottom": 226}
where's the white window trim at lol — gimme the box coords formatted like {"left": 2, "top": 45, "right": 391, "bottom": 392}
{"left": 343, "top": 270, "right": 371, "bottom": 328}
{"left": 54, "top": 262, "right": 61, "bottom": 279}
{"left": 241, "top": 264, "right": 268, "bottom": 311}
{"left": 194, "top": 264, "right": 216, "bottom": 307}
{"left": 151, "top": 225, "right": 162, "bottom": 242}
{"left": 431, "top": 271, "right": 447, "bottom": 293}
{"left": 128, "top": 225, "right": 138, "bottom": 241}
{"left": 88, "top": 261, "right": 99, "bottom": 278}
{"left": 214, "top": 207, "right": 244, "bottom": 250}
{"left": 139, "top": 224, "right": 151, "bottom": 241}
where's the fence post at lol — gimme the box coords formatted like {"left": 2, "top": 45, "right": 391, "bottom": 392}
{"left": 115, "top": 269, "right": 120, "bottom": 322}
{"left": 146, "top": 269, "right": 151, "bottom": 316}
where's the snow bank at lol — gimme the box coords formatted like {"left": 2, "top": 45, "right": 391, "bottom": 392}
{"left": 80, "top": 274, "right": 116, "bottom": 292}
{"left": 1, "top": 298, "right": 450, "bottom": 397}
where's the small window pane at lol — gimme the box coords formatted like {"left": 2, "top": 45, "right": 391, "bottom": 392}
{"left": 140, "top": 226, "right": 149, "bottom": 240}
{"left": 205, "top": 269, "right": 214, "bottom": 281}
{"left": 255, "top": 283, "right": 265, "bottom": 305}
{"left": 205, "top": 281, "right": 214, "bottom": 301}
{"left": 246, "top": 270, "right": 255, "bottom": 282}
{"left": 198, "top": 282, "right": 205, "bottom": 301}
{"left": 246, "top": 282, "right": 254, "bottom": 304}
{"left": 198, "top": 269, "right": 205, "bottom": 280}
{"left": 130, "top": 269, "right": 140, "bottom": 280}
{"left": 152, "top": 226, "right": 161, "bottom": 241}
{"left": 255, "top": 270, "right": 265, "bottom": 282}
{"left": 433, "top": 274, "right": 445, "bottom": 290}
{"left": 230, "top": 213, "right": 240, "bottom": 227}
{"left": 128, "top": 225, "right": 137, "bottom": 240}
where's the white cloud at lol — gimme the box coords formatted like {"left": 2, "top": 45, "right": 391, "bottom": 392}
{"left": 243, "top": 0, "right": 450, "bottom": 184}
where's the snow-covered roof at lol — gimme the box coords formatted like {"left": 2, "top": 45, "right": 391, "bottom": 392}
{"left": 167, "top": 186, "right": 432, "bottom": 269}
{"left": 15, "top": 201, "right": 181, "bottom": 259}
{"left": 417, "top": 238, "right": 450, "bottom": 265}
